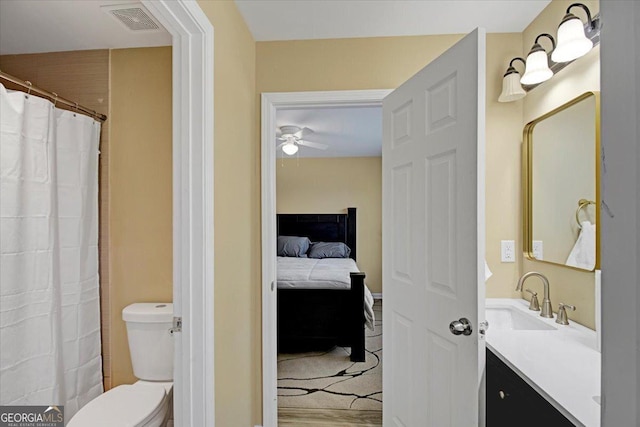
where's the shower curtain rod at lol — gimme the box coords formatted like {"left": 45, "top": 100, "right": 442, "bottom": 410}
{"left": 0, "top": 70, "right": 107, "bottom": 122}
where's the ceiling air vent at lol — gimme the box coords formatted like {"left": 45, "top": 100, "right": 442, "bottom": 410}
{"left": 102, "top": 4, "right": 162, "bottom": 32}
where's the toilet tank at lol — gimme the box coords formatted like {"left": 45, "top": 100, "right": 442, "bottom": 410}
{"left": 122, "top": 303, "right": 174, "bottom": 381}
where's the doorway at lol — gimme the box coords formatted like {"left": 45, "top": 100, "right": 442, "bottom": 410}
{"left": 261, "top": 90, "right": 391, "bottom": 426}
{"left": 263, "top": 28, "right": 486, "bottom": 427}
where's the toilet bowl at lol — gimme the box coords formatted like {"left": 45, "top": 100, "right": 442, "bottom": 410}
{"left": 69, "top": 303, "right": 174, "bottom": 427}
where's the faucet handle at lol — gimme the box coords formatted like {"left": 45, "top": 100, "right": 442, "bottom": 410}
{"left": 556, "top": 303, "right": 576, "bottom": 325}
{"left": 525, "top": 289, "right": 540, "bottom": 311}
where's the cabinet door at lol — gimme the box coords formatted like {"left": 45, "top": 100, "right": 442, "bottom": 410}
{"left": 486, "top": 349, "right": 527, "bottom": 425}
{"left": 486, "top": 349, "right": 575, "bottom": 427}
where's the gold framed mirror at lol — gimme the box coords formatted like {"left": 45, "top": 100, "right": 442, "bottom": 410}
{"left": 523, "top": 91, "right": 600, "bottom": 271}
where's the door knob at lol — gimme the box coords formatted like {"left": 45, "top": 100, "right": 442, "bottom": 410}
{"left": 449, "top": 318, "right": 473, "bottom": 336}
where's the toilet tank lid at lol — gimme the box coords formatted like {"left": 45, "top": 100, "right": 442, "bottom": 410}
{"left": 123, "top": 303, "right": 173, "bottom": 323}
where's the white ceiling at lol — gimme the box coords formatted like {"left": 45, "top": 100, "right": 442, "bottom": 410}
{"left": 276, "top": 106, "right": 382, "bottom": 158}
{"left": 0, "top": 1, "right": 171, "bottom": 55}
{"left": 235, "top": 0, "right": 551, "bottom": 42}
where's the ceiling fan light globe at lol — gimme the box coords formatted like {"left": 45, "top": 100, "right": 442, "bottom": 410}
{"left": 282, "top": 142, "right": 298, "bottom": 155}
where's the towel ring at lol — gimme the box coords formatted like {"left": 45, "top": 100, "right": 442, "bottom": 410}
{"left": 575, "top": 199, "right": 595, "bottom": 229}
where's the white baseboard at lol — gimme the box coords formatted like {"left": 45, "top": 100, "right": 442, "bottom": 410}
{"left": 372, "top": 293, "right": 383, "bottom": 300}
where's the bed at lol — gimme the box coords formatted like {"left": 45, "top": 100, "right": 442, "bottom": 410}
{"left": 277, "top": 207, "right": 371, "bottom": 362}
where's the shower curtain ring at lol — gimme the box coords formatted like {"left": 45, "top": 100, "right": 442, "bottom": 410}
{"left": 74, "top": 102, "right": 79, "bottom": 116}
{"left": 52, "top": 92, "right": 58, "bottom": 107}
{"left": 25, "top": 81, "right": 32, "bottom": 96}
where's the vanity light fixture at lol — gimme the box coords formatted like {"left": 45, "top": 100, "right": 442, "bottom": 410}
{"left": 497, "top": 5, "right": 601, "bottom": 102}
{"left": 282, "top": 140, "right": 298, "bottom": 155}
{"left": 498, "top": 57, "right": 527, "bottom": 103}
{"left": 521, "top": 33, "right": 556, "bottom": 85}
{"left": 552, "top": 3, "right": 599, "bottom": 63}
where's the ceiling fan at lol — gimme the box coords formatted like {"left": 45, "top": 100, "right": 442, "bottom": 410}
{"left": 277, "top": 125, "right": 328, "bottom": 155}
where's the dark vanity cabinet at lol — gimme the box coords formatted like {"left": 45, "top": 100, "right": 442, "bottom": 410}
{"left": 486, "top": 349, "right": 575, "bottom": 427}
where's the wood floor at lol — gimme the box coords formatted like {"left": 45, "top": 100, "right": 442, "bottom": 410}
{"left": 278, "top": 408, "right": 382, "bottom": 426}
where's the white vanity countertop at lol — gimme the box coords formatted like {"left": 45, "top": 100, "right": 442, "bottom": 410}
{"left": 485, "top": 298, "right": 601, "bottom": 427}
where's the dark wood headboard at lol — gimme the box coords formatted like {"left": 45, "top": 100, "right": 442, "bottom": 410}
{"left": 277, "top": 207, "right": 357, "bottom": 260}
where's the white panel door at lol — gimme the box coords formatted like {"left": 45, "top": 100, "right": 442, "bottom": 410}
{"left": 382, "top": 28, "right": 486, "bottom": 427}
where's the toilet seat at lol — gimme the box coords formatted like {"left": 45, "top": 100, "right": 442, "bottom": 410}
{"left": 68, "top": 384, "right": 167, "bottom": 427}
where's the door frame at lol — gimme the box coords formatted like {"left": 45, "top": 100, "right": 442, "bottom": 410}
{"left": 141, "top": 1, "right": 215, "bottom": 426}
{"left": 599, "top": 1, "right": 640, "bottom": 426}
{"left": 261, "top": 89, "right": 391, "bottom": 426}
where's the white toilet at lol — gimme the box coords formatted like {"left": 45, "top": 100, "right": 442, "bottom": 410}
{"left": 69, "top": 303, "right": 174, "bottom": 427}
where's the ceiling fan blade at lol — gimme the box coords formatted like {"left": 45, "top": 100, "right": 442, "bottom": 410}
{"left": 276, "top": 136, "right": 286, "bottom": 142}
{"left": 298, "top": 139, "right": 328, "bottom": 150}
{"left": 295, "top": 127, "right": 314, "bottom": 139}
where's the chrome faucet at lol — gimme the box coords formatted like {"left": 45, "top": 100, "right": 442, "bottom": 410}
{"left": 516, "top": 272, "right": 553, "bottom": 318}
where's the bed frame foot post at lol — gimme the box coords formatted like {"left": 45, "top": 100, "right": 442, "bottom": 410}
{"left": 347, "top": 207, "right": 357, "bottom": 261}
{"left": 349, "top": 272, "right": 366, "bottom": 362}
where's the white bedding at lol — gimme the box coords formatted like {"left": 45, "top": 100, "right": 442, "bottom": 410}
{"left": 277, "top": 256, "right": 375, "bottom": 330}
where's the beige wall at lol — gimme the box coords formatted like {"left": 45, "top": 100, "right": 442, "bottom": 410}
{"left": 109, "top": 47, "right": 173, "bottom": 386}
{"left": 521, "top": 0, "right": 600, "bottom": 329}
{"left": 484, "top": 34, "right": 527, "bottom": 298}
{"left": 276, "top": 157, "right": 382, "bottom": 293}
{"left": 259, "top": 33, "right": 526, "bottom": 300}
{"left": 195, "top": 1, "right": 260, "bottom": 425}
{"left": 0, "top": 50, "right": 112, "bottom": 388}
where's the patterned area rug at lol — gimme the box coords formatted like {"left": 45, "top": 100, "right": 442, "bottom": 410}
{"left": 278, "top": 300, "right": 382, "bottom": 411}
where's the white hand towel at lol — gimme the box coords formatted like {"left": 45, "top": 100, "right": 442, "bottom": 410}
{"left": 566, "top": 221, "right": 596, "bottom": 270}
{"left": 485, "top": 260, "right": 493, "bottom": 281}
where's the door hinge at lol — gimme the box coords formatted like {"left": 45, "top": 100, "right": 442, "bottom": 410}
{"left": 170, "top": 316, "right": 182, "bottom": 334}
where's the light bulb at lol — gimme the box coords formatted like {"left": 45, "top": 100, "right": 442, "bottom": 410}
{"left": 282, "top": 142, "right": 298, "bottom": 155}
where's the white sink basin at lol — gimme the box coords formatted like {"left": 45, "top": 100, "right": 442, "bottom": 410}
{"left": 486, "top": 306, "right": 557, "bottom": 331}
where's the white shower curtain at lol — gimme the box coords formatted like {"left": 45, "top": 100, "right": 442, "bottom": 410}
{"left": 0, "top": 83, "right": 103, "bottom": 419}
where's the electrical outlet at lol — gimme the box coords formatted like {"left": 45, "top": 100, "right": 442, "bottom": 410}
{"left": 533, "top": 240, "right": 544, "bottom": 260}
{"left": 501, "top": 240, "right": 515, "bottom": 262}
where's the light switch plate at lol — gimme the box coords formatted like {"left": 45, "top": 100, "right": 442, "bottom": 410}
{"left": 533, "top": 240, "right": 543, "bottom": 259}
{"left": 501, "top": 240, "right": 515, "bottom": 262}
